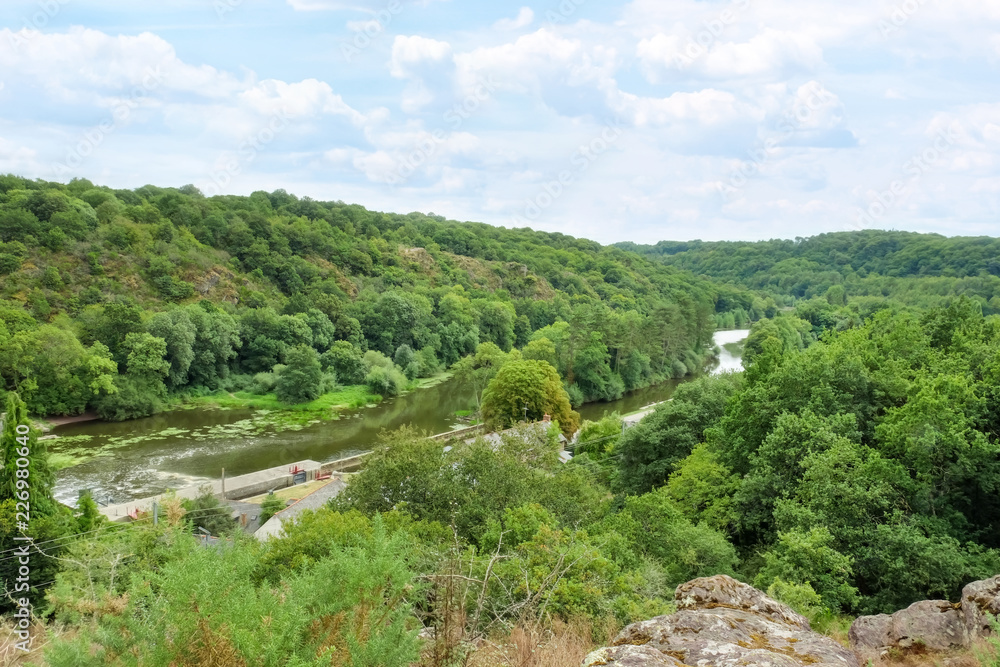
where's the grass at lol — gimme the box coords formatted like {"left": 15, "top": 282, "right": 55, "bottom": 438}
{"left": 184, "top": 385, "right": 381, "bottom": 418}
{"left": 409, "top": 371, "right": 454, "bottom": 390}
{"left": 242, "top": 479, "right": 333, "bottom": 505}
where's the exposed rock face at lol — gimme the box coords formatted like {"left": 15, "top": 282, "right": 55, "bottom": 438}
{"left": 849, "top": 575, "right": 1000, "bottom": 656}
{"left": 847, "top": 614, "right": 892, "bottom": 656}
{"left": 962, "top": 575, "right": 1000, "bottom": 639}
{"left": 582, "top": 575, "right": 859, "bottom": 667}
{"left": 891, "top": 601, "right": 967, "bottom": 651}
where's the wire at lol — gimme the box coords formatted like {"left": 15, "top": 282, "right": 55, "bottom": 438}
{"left": 0, "top": 507, "right": 241, "bottom": 564}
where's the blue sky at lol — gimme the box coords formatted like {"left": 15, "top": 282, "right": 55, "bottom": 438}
{"left": 0, "top": 0, "right": 997, "bottom": 243}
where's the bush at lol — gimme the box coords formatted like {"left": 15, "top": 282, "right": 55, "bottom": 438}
{"left": 321, "top": 341, "right": 366, "bottom": 384}
{"left": 93, "top": 375, "right": 165, "bottom": 421}
{"left": 566, "top": 383, "right": 585, "bottom": 408}
{"left": 366, "top": 365, "right": 408, "bottom": 397}
{"left": 250, "top": 371, "right": 279, "bottom": 395}
{"left": 275, "top": 345, "right": 323, "bottom": 404}
{"left": 260, "top": 493, "right": 286, "bottom": 524}
{"left": 393, "top": 344, "right": 416, "bottom": 370}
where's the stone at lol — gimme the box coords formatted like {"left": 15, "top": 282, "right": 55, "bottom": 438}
{"left": 892, "top": 600, "right": 967, "bottom": 651}
{"left": 962, "top": 574, "right": 1000, "bottom": 639}
{"left": 676, "top": 574, "right": 812, "bottom": 630}
{"left": 847, "top": 614, "right": 892, "bottom": 654}
{"left": 583, "top": 575, "right": 860, "bottom": 667}
{"left": 581, "top": 645, "right": 685, "bottom": 666}
{"left": 849, "top": 600, "right": 968, "bottom": 655}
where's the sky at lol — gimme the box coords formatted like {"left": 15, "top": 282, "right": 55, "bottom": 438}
{"left": 0, "top": 0, "right": 997, "bottom": 244}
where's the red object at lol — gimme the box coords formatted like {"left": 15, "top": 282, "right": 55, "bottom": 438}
{"left": 315, "top": 471, "right": 332, "bottom": 481}
{"left": 289, "top": 465, "right": 303, "bottom": 474}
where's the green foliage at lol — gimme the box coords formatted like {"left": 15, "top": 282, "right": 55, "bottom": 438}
{"left": 181, "top": 491, "right": 235, "bottom": 537}
{"left": 481, "top": 359, "right": 580, "bottom": 437}
{"left": 321, "top": 340, "right": 367, "bottom": 384}
{"left": 275, "top": 344, "right": 323, "bottom": 404}
{"left": 754, "top": 527, "right": 859, "bottom": 612}
{"left": 46, "top": 520, "right": 421, "bottom": 667}
{"left": 259, "top": 492, "right": 286, "bottom": 525}
{"left": 616, "top": 373, "right": 742, "bottom": 495}
{"left": 0, "top": 392, "right": 67, "bottom": 611}
{"left": 611, "top": 487, "right": 738, "bottom": 586}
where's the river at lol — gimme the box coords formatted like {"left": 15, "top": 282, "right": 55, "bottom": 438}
{"left": 50, "top": 330, "right": 748, "bottom": 505}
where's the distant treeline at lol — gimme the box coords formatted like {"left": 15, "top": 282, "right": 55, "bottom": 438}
{"left": 618, "top": 231, "right": 1000, "bottom": 314}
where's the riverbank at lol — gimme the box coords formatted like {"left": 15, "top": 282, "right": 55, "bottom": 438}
{"left": 175, "top": 371, "right": 455, "bottom": 420}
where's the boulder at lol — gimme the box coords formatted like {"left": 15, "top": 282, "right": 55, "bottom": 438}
{"left": 583, "top": 575, "right": 860, "bottom": 667}
{"left": 675, "top": 574, "right": 811, "bottom": 630}
{"left": 849, "top": 601, "right": 967, "bottom": 655}
{"left": 582, "top": 645, "right": 685, "bottom": 666}
{"left": 847, "top": 614, "right": 892, "bottom": 655}
{"left": 891, "top": 600, "right": 967, "bottom": 651}
{"left": 962, "top": 574, "right": 1000, "bottom": 639}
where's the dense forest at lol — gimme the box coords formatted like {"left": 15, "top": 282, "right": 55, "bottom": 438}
{"left": 618, "top": 232, "right": 1000, "bottom": 317}
{"left": 0, "top": 175, "right": 757, "bottom": 422}
{"left": 6, "top": 297, "right": 1000, "bottom": 664}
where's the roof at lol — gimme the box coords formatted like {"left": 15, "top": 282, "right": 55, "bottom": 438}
{"left": 254, "top": 476, "right": 347, "bottom": 541}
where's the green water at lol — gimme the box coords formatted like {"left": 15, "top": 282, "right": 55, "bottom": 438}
{"left": 51, "top": 330, "right": 748, "bottom": 505}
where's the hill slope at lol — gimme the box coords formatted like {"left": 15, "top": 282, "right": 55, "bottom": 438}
{"left": 618, "top": 231, "right": 1000, "bottom": 313}
{"left": 0, "top": 175, "right": 750, "bottom": 419}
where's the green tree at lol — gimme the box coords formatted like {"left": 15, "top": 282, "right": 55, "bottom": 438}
{"left": 481, "top": 359, "right": 579, "bottom": 437}
{"left": 259, "top": 492, "right": 285, "bottom": 524}
{"left": 753, "top": 527, "right": 859, "bottom": 613}
{"left": 276, "top": 345, "right": 323, "bottom": 404}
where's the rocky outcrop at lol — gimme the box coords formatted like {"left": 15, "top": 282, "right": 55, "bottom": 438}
{"left": 850, "top": 575, "right": 1000, "bottom": 658}
{"left": 582, "top": 575, "right": 859, "bottom": 667}
{"left": 962, "top": 575, "right": 1000, "bottom": 639}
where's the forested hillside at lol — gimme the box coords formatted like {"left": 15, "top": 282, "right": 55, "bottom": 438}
{"left": 618, "top": 231, "right": 1000, "bottom": 314}
{"left": 0, "top": 175, "right": 754, "bottom": 421}
{"left": 13, "top": 297, "right": 1000, "bottom": 665}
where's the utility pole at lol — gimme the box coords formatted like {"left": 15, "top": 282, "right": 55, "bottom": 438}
{"left": 221, "top": 468, "right": 226, "bottom": 499}
{"left": 523, "top": 403, "right": 528, "bottom": 422}
{"left": 152, "top": 501, "right": 158, "bottom": 526}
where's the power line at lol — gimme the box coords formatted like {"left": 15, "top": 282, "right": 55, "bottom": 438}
{"left": 0, "top": 507, "right": 239, "bottom": 564}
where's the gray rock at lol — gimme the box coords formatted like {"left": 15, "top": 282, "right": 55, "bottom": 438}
{"left": 581, "top": 645, "right": 685, "bottom": 666}
{"left": 891, "top": 600, "right": 967, "bottom": 651}
{"left": 676, "top": 574, "right": 811, "bottom": 630}
{"left": 962, "top": 574, "right": 1000, "bottom": 639}
{"left": 847, "top": 614, "right": 892, "bottom": 654}
{"left": 849, "top": 600, "right": 968, "bottom": 655}
{"left": 582, "top": 575, "right": 859, "bottom": 667}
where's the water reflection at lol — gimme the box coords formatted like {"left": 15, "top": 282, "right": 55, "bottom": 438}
{"left": 52, "top": 330, "right": 748, "bottom": 504}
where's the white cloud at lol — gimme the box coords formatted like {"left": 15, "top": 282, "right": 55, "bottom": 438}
{"left": 239, "top": 79, "right": 366, "bottom": 124}
{"left": 637, "top": 28, "right": 824, "bottom": 80}
{"left": 494, "top": 7, "right": 535, "bottom": 31}
{"left": 390, "top": 35, "right": 452, "bottom": 78}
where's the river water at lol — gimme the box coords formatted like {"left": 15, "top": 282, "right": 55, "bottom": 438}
{"left": 50, "top": 330, "right": 748, "bottom": 505}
